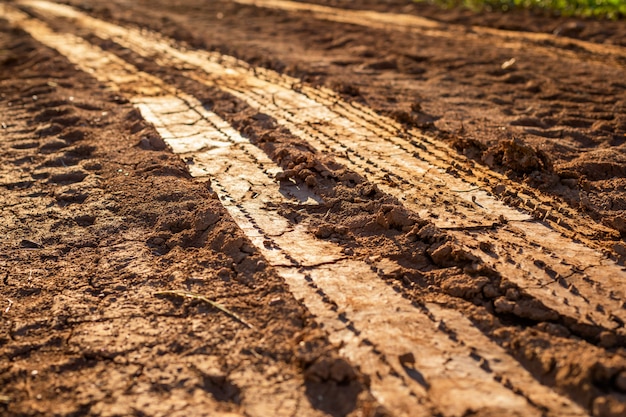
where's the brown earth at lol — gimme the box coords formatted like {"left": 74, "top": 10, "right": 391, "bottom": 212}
{"left": 1, "top": 0, "right": 626, "bottom": 416}
{"left": 54, "top": 0, "right": 626, "bottom": 235}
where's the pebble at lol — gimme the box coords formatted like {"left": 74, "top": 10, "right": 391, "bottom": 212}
{"left": 399, "top": 352, "right": 416, "bottom": 366}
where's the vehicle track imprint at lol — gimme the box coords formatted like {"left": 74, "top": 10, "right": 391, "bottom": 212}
{"left": 232, "top": 0, "right": 626, "bottom": 66}
{"left": 18, "top": 0, "right": 626, "bottom": 338}
{"left": 2, "top": 4, "right": 595, "bottom": 416}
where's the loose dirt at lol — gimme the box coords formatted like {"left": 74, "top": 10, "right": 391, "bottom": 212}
{"left": 1, "top": 1, "right": 625, "bottom": 416}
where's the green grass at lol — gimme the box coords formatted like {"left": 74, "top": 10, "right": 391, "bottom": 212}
{"left": 419, "top": 0, "right": 626, "bottom": 19}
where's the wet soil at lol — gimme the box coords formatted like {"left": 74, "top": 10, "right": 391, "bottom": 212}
{"left": 1, "top": 1, "right": 626, "bottom": 416}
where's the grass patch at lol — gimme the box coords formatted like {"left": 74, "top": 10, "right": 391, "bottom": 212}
{"left": 418, "top": 0, "right": 626, "bottom": 19}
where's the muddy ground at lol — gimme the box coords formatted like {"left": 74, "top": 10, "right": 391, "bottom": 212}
{"left": 1, "top": 0, "right": 625, "bottom": 416}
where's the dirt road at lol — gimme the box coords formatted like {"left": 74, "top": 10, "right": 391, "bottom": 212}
{"left": 1, "top": 1, "right": 625, "bottom": 416}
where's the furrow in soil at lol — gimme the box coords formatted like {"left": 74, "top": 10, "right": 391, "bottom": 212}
{"left": 2, "top": 5, "right": 592, "bottom": 417}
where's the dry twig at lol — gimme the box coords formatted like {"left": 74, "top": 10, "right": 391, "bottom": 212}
{"left": 450, "top": 186, "right": 482, "bottom": 193}
{"left": 155, "top": 290, "right": 255, "bottom": 329}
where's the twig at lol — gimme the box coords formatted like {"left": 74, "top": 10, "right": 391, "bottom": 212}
{"left": 450, "top": 187, "right": 482, "bottom": 193}
{"left": 154, "top": 290, "right": 255, "bottom": 329}
{"left": 4, "top": 298, "right": 13, "bottom": 313}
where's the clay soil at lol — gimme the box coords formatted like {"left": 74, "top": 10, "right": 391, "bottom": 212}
{"left": 1, "top": 0, "right": 626, "bottom": 416}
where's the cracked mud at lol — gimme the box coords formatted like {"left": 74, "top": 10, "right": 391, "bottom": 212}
{"left": 1, "top": 1, "right": 626, "bottom": 416}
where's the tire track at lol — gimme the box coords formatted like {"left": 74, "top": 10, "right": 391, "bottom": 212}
{"left": 227, "top": 76, "right": 626, "bottom": 337}
{"left": 2, "top": 5, "right": 591, "bottom": 416}
{"left": 20, "top": 0, "right": 618, "bottom": 242}
{"left": 22, "top": 0, "right": 625, "bottom": 340}
{"left": 232, "top": 0, "right": 626, "bottom": 67}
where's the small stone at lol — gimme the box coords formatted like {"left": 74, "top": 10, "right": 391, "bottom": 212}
{"left": 399, "top": 352, "right": 416, "bottom": 366}
{"left": 125, "top": 108, "right": 142, "bottom": 121}
{"left": 416, "top": 224, "right": 439, "bottom": 243}
{"left": 384, "top": 206, "right": 413, "bottom": 228}
{"left": 375, "top": 211, "right": 390, "bottom": 229}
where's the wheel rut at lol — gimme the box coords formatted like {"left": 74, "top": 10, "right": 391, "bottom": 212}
{"left": 4, "top": 2, "right": 625, "bottom": 416}
{"left": 17, "top": 0, "right": 625, "bottom": 339}
{"left": 232, "top": 0, "right": 626, "bottom": 67}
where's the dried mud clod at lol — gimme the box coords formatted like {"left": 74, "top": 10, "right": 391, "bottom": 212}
{"left": 450, "top": 136, "right": 488, "bottom": 160}
{"left": 148, "top": 197, "right": 223, "bottom": 254}
{"left": 434, "top": 271, "right": 626, "bottom": 416}
{"left": 482, "top": 139, "right": 552, "bottom": 176}
{"left": 427, "top": 241, "right": 480, "bottom": 268}
{"left": 499, "top": 328, "right": 626, "bottom": 417}
{"left": 295, "top": 330, "right": 389, "bottom": 417}
{"left": 386, "top": 105, "right": 439, "bottom": 130}
{"left": 260, "top": 117, "right": 626, "bottom": 411}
